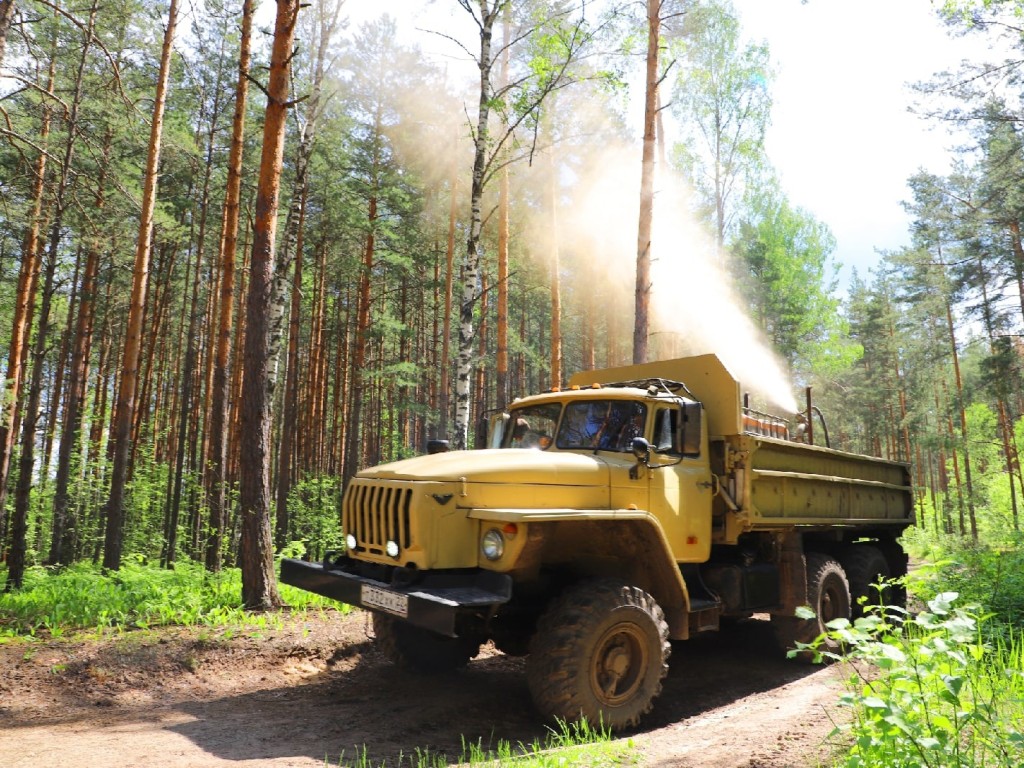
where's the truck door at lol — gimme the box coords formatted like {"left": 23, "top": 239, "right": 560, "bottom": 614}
{"left": 646, "top": 404, "right": 712, "bottom": 563}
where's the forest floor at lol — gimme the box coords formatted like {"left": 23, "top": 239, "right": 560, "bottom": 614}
{"left": 0, "top": 608, "right": 850, "bottom": 767}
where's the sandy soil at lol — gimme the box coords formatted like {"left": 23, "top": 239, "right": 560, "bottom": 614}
{"left": 0, "top": 610, "right": 849, "bottom": 767}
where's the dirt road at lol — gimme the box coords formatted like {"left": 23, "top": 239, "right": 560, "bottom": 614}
{"left": 0, "top": 610, "right": 847, "bottom": 767}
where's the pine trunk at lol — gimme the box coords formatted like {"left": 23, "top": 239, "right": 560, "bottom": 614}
{"left": 50, "top": 156, "right": 104, "bottom": 562}
{"left": 103, "top": 0, "right": 178, "bottom": 570}
{"left": 5, "top": 228, "right": 62, "bottom": 589}
{"left": 548, "top": 145, "right": 562, "bottom": 387}
{"left": 495, "top": 5, "right": 511, "bottom": 411}
{"left": 944, "top": 300, "right": 977, "bottom": 539}
{"left": 634, "top": 0, "right": 660, "bottom": 365}
{"left": 238, "top": 0, "right": 300, "bottom": 609}
{"left": 206, "top": 0, "right": 254, "bottom": 572}
{"left": 439, "top": 157, "right": 458, "bottom": 440}
{"left": 0, "top": 0, "right": 14, "bottom": 69}
{"left": 345, "top": 192, "right": 377, "bottom": 482}
{"left": 0, "top": 55, "right": 55, "bottom": 544}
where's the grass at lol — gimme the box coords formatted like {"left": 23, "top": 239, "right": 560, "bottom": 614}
{"left": 0, "top": 560, "right": 343, "bottom": 639}
{"left": 333, "top": 718, "right": 636, "bottom": 767}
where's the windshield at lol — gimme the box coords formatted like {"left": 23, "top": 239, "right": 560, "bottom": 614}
{"left": 557, "top": 400, "right": 647, "bottom": 452}
{"left": 502, "top": 403, "right": 562, "bottom": 449}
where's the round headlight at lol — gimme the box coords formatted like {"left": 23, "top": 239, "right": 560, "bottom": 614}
{"left": 345, "top": 533, "right": 357, "bottom": 551}
{"left": 386, "top": 540, "right": 399, "bottom": 558}
{"left": 481, "top": 528, "right": 505, "bottom": 561}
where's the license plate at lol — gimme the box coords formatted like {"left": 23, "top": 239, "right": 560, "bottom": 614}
{"left": 361, "top": 584, "right": 409, "bottom": 617}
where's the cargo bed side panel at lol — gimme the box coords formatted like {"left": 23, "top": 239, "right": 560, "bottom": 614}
{"left": 743, "top": 437, "right": 913, "bottom": 528}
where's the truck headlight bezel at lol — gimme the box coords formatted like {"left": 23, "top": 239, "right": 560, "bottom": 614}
{"left": 481, "top": 528, "right": 505, "bottom": 561}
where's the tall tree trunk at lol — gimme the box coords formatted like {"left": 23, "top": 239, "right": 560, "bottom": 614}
{"left": 1008, "top": 220, "right": 1024, "bottom": 328}
{"left": 275, "top": 187, "right": 305, "bottom": 546}
{"left": 976, "top": 254, "right": 1020, "bottom": 532}
{"left": 273, "top": 0, "right": 338, "bottom": 540}
{"left": 454, "top": 1, "right": 500, "bottom": 451}
{"left": 0, "top": 52, "right": 55, "bottom": 545}
{"left": 182, "top": 30, "right": 229, "bottom": 559}
{"left": 5, "top": 244, "right": 59, "bottom": 590}
{"left": 9, "top": 0, "right": 88, "bottom": 579}
{"left": 103, "top": 0, "right": 178, "bottom": 570}
{"left": 163, "top": 219, "right": 207, "bottom": 567}
{"left": 547, "top": 142, "right": 563, "bottom": 387}
{"left": 206, "top": 0, "right": 254, "bottom": 572}
{"left": 0, "top": 0, "right": 15, "bottom": 70}
{"left": 439, "top": 162, "right": 458, "bottom": 440}
{"left": 50, "top": 128, "right": 110, "bottom": 564}
{"left": 945, "top": 299, "right": 977, "bottom": 539}
{"left": 267, "top": 0, "right": 339, "bottom": 408}
{"left": 345, "top": 192, "right": 377, "bottom": 482}
{"left": 16, "top": 0, "right": 95, "bottom": 572}
{"left": 940, "top": 379, "right": 967, "bottom": 535}
{"left": 238, "top": 0, "right": 299, "bottom": 610}
{"left": 495, "top": 5, "right": 511, "bottom": 411}
{"left": 634, "top": 0, "right": 660, "bottom": 364}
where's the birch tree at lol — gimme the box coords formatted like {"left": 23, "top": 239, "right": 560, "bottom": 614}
{"left": 451, "top": 0, "right": 594, "bottom": 449}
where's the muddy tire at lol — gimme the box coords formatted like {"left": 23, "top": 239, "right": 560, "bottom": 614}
{"left": 840, "top": 544, "right": 891, "bottom": 618}
{"left": 372, "top": 613, "right": 480, "bottom": 672}
{"left": 772, "top": 553, "right": 851, "bottom": 662}
{"left": 526, "top": 580, "right": 670, "bottom": 730}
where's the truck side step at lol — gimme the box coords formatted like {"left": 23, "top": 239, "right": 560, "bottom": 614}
{"left": 680, "top": 564, "right": 722, "bottom": 633}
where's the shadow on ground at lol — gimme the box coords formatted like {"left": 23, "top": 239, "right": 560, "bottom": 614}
{"left": 167, "top": 617, "right": 822, "bottom": 766}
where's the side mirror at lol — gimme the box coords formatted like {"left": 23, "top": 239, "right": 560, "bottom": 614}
{"left": 631, "top": 437, "right": 651, "bottom": 461}
{"left": 427, "top": 440, "right": 449, "bottom": 455}
{"left": 630, "top": 438, "right": 651, "bottom": 480}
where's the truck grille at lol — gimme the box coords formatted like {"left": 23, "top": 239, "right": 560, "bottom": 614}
{"left": 342, "top": 480, "right": 413, "bottom": 557}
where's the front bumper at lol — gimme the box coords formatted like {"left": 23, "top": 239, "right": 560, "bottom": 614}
{"left": 279, "top": 557, "right": 513, "bottom": 637}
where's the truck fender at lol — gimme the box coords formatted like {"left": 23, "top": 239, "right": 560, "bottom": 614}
{"left": 472, "top": 509, "right": 694, "bottom": 640}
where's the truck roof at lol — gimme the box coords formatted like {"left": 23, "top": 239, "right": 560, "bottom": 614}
{"left": 567, "top": 354, "right": 744, "bottom": 437}
{"left": 511, "top": 381, "right": 695, "bottom": 406}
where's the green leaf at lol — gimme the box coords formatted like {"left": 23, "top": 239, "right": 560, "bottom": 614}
{"left": 928, "top": 592, "right": 959, "bottom": 614}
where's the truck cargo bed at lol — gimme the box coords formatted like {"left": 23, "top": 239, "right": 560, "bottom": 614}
{"left": 730, "top": 436, "right": 913, "bottom": 530}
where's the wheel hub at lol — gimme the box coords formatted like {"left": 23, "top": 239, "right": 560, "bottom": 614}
{"left": 591, "top": 623, "right": 647, "bottom": 706}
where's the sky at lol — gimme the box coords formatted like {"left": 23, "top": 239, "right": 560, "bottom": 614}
{"left": 325, "top": 0, "right": 994, "bottom": 289}
{"left": 732, "top": 0, "right": 989, "bottom": 287}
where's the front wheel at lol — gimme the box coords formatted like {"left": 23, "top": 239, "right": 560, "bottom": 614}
{"left": 526, "top": 580, "right": 670, "bottom": 730}
{"left": 372, "top": 613, "right": 480, "bottom": 672}
{"left": 772, "top": 553, "right": 851, "bottom": 662}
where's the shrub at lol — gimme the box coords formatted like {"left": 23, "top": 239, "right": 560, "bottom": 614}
{"left": 806, "top": 594, "right": 1024, "bottom": 768}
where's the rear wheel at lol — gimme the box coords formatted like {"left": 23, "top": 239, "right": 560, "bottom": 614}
{"left": 526, "top": 580, "right": 670, "bottom": 730}
{"left": 372, "top": 613, "right": 480, "bottom": 672}
{"left": 841, "top": 544, "right": 891, "bottom": 618}
{"left": 772, "top": 553, "right": 851, "bottom": 662}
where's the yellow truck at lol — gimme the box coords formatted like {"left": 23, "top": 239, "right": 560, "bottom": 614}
{"left": 281, "top": 354, "right": 913, "bottom": 729}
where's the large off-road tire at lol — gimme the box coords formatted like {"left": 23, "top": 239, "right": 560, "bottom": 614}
{"left": 772, "top": 553, "right": 851, "bottom": 663}
{"left": 372, "top": 613, "right": 480, "bottom": 672}
{"left": 840, "top": 544, "right": 892, "bottom": 618}
{"left": 526, "top": 580, "right": 670, "bottom": 731}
